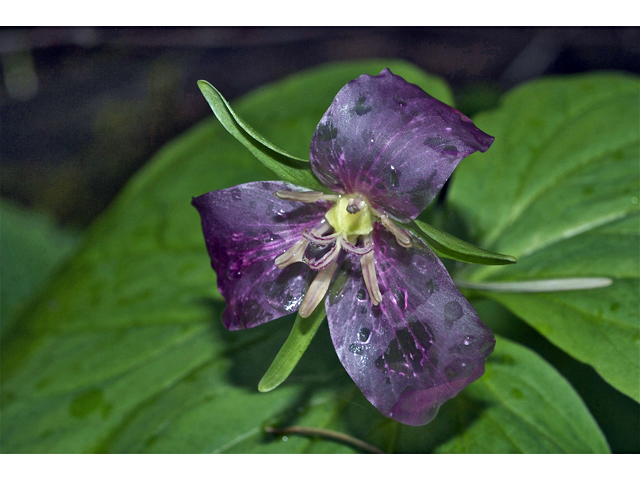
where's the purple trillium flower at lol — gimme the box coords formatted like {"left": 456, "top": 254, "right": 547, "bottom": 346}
{"left": 193, "top": 69, "right": 496, "bottom": 426}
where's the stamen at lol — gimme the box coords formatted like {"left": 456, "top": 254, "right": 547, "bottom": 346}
{"left": 380, "top": 215, "right": 412, "bottom": 248}
{"left": 302, "top": 229, "right": 339, "bottom": 245}
{"left": 301, "top": 220, "right": 336, "bottom": 245}
{"left": 307, "top": 241, "right": 342, "bottom": 270}
{"left": 298, "top": 261, "right": 340, "bottom": 318}
{"left": 275, "top": 190, "right": 339, "bottom": 203}
{"left": 360, "top": 236, "right": 382, "bottom": 305}
{"left": 340, "top": 236, "right": 374, "bottom": 256}
{"left": 275, "top": 238, "right": 309, "bottom": 269}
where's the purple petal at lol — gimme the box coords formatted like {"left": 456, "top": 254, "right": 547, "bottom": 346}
{"left": 192, "top": 181, "right": 329, "bottom": 330}
{"left": 310, "top": 68, "right": 494, "bottom": 221}
{"left": 325, "top": 226, "right": 494, "bottom": 426}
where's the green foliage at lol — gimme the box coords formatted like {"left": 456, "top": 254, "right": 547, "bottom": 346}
{"left": 448, "top": 73, "right": 640, "bottom": 402}
{"left": 0, "top": 61, "right": 632, "bottom": 453}
{"left": 408, "top": 218, "right": 516, "bottom": 265}
{"left": 258, "top": 306, "right": 327, "bottom": 393}
{"left": 0, "top": 200, "right": 80, "bottom": 337}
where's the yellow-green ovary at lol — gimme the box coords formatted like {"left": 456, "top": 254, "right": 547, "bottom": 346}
{"left": 325, "top": 195, "right": 374, "bottom": 237}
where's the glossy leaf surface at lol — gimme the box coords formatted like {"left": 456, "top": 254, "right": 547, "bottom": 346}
{"left": 448, "top": 73, "right": 640, "bottom": 402}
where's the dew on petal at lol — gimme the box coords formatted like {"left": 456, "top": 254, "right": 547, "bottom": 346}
{"left": 356, "top": 288, "right": 367, "bottom": 300}
{"left": 388, "top": 166, "right": 400, "bottom": 187}
{"left": 443, "top": 145, "right": 458, "bottom": 155}
{"left": 358, "top": 327, "right": 371, "bottom": 342}
{"left": 425, "top": 278, "right": 438, "bottom": 294}
{"left": 349, "top": 343, "right": 365, "bottom": 355}
{"left": 444, "top": 301, "right": 463, "bottom": 329}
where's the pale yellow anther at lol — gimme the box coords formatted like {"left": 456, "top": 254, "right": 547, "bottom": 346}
{"left": 275, "top": 238, "right": 309, "bottom": 269}
{"left": 298, "top": 261, "right": 339, "bottom": 318}
{"left": 380, "top": 215, "right": 412, "bottom": 248}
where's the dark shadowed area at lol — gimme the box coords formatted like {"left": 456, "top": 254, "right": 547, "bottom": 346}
{"left": 2, "top": 27, "right": 638, "bottom": 226}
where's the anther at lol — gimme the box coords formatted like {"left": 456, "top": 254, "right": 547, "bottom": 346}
{"left": 360, "top": 236, "right": 382, "bottom": 305}
{"left": 380, "top": 215, "right": 412, "bottom": 248}
{"left": 307, "top": 241, "right": 342, "bottom": 270}
{"left": 275, "top": 190, "right": 338, "bottom": 203}
{"left": 275, "top": 238, "right": 309, "bottom": 269}
{"left": 298, "top": 261, "right": 340, "bottom": 318}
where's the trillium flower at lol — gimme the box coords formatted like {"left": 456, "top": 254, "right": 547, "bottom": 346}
{"left": 193, "top": 69, "right": 496, "bottom": 426}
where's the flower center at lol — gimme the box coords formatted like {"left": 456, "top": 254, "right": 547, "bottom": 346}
{"left": 273, "top": 188, "right": 413, "bottom": 317}
{"left": 324, "top": 195, "right": 374, "bottom": 238}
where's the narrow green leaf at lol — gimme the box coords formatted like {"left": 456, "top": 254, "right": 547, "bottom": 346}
{"left": 455, "top": 277, "right": 613, "bottom": 292}
{"left": 408, "top": 218, "right": 516, "bottom": 265}
{"left": 197, "top": 80, "right": 327, "bottom": 192}
{"left": 258, "top": 306, "right": 326, "bottom": 393}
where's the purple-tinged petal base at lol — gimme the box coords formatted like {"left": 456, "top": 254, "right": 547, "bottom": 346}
{"left": 192, "top": 181, "right": 329, "bottom": 330}
{"left": 325, "top": 226, "right": 494, "bottom": 426}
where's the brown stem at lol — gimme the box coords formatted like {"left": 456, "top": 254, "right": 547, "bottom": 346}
{"left": 265, "top": 426, "right": 385, "bottom": 454}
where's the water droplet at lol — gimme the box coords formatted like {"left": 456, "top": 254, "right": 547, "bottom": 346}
{"left": 631, "top": 196, "right": 638, "bottom": 205}
{"left": 356, "top": 289, "right": 367, "bottom": 301}
{"left": 389, "top": 166, "right": 400, "bottom": 187}
{"left": 231, "top": 189, "right": 242, "bottom": 201}
{"left": 349, "top": 343, "right": 364, "bottom": 355}
{"left": 445, "top": 127, "right": 452, "bottom": 132}
{"left": 425, "top": 278, "right": 438, "bottom": 294}
{"left": 393, "top": 96, "right": 407, "bottom": 107}
{"left": 358, "top": 327, "right": 371, "bottom": 342}
{"left": 282, "top": 436, "right": 288, "bottom": 442}
{"left": 393, "top": 288, "right": 407, "bottom": 310}
{"left": 444, "top": 301, "right": 463, "bottom": 329}
{"left": 463, "top": 335, "right": 474, "bottom": 346}
{"left": 274, "top": 210, "right": 288, "bottom": 222}
{"left": 443, "top": 145, "right": 458, "bottom": 155}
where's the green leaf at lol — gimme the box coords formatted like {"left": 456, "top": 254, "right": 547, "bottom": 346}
{"left": 258, "top": 306, "right": 326, "bottom": 393}
{"left": 447, "top": 73, "right": 640, "bottom": 402}
{"left": 0, "top": 200, "right": 80, "bottom": 338}
{"left": 197, "top": 80, "right": 327, "bottom": 192}
{"left": 407, "top": 218, "right": 516, "bottom": 265}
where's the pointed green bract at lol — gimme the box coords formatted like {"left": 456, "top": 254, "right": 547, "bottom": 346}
{"left": 197, "top": 80, "right": 328, "bottom": 192}
{"left": 408, "top": 218, "right": 516, "bottom": 265}
{"left": 258, "top": 306, "right": 326, "bottom": 393}
{"left": 448, "top": 73, "right": 640, "bottom": 402}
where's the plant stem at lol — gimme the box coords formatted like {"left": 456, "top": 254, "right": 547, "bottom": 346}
{"left": 265, "top": 426, "right": 385, "bottom": 454}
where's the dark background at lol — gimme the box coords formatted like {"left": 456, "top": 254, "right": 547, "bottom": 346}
{"left": 2, "top": 27, "right": 639, "bottom": 227}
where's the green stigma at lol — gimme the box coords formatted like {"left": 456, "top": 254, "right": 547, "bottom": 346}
{"left": 325, "top": 195, "right": 374, "bottom": 237}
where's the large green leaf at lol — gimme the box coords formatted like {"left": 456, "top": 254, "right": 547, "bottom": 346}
{"left": 0, "top": 200, "right": 80, "bottom": 337}
{"left": 447, "top": 73, "right": 640, "bottom": 402}
{"left": 0, "top": 60, "right": 608, "bottom": 453}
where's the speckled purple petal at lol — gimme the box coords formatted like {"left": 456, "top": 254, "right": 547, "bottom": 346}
{"left": 310, "top": 68, "right": 494, "bottom": 221}
{"left": 325, "top": 226, "right": 494, "bottom": 426}
{"left": 192, "top": 181, "right": 329, "bottom": 330}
